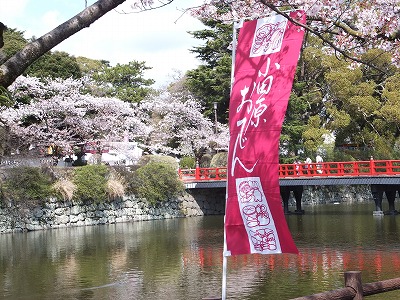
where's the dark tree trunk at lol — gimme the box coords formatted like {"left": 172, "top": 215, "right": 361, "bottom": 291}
{"left": 0, "top": 0, "right": 126, "bottom": 88}
{"left": 0, "top": 22, "right": 6, "bottom": 48}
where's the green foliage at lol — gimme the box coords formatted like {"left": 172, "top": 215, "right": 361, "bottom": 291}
{"left": 2, "top": 29, "right": 82, "bottom": 81}
{"left": 199, "top": 154, "right": 212, "bottom": 167}
{"left": 73, "top": 165, "right": 108, "bottom": 203}
{"left": 280, "top": 36, "right": 327, "bottom": 157}
{"left": 323, "top": 49, "right": 400, "bottom": 159}
{"left": 138, "top": 155, "right": 179, "bottom": 170}
{"left": 25, "top": 51, "right": 82, "bottom": 79}
{"left": 179, "top": 156, "right": 196, "bottom": 168}
{"left": 332, "top": 149, "right": 357, "bottom": 162}
{"left": 1, "top": 166, "right": 54, "bottom": 202}
{"left": 1, "top": 28, "right": 27, "bottom": 60}
{"left": 302, "top": 115, "right": 330, "bottom": 156}
{"left": 0, "top": 86, "right": 13, "bottom": 107}
{"left": 134, "top": 161, "right": 184, "bottom": 205}
{"left": 186, "top": 20, "right": 233, "bottom": 123}
{"left": 91, "top": 61, "right": 155, "bottom": 103}
{"left": 0, "top": 158, "right": 185, "bottom": 207}
{"left": 76, "top": 56, "right": 110, "bottom": 76}
{"left": 380, "top": 73, "right": 400, "bottom": 124}
{"left": 361, "top": 48, "right": 398, "bottom": 82}
{"left": 210, "top": 152, "right": 228, "bottom": 167}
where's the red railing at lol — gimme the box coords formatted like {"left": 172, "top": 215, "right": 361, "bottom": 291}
{"left": 179, "top": 166, "right": 228, "bottom": 182}
{"left": 178, "top": 160, "right": 400, "bottom": 182}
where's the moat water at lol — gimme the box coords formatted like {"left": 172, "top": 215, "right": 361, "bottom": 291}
{"left": 1, "top": 202, "right": 399, "bottom": 299}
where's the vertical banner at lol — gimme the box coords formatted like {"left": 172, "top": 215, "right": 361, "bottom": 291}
{"left": 225, "top": 11, "right": 306, "bottom": 256}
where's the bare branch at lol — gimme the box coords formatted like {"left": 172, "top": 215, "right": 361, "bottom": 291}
{"left": 115, "top": 0, "right": 174, "bottom": 14}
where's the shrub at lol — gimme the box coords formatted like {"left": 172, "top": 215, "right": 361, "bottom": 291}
{"left": 1, "top": 166, "right": 54, "bottom": 203}
{"left": 73, "top": 165, "right": 108, "bottom": 203}
{"left": 138, "top": 155, "right": 179, "bottom": 170}
{"left": 134, "top": 161, "right": 184, "bottom": 205}
{"left": 112, "top": 166, "right": 137, "bottom": 195}
{"left": 106, "top": 171, "right": 126, "bottom": 200}
{"left": 179, "top": 156, "right": 196, "bottom": 168}
{"left": 210, "top": 152, "right": 228, "bottom": 167}
{"left": 199, "top": 154, "right": 212, "bottom": 167}
{"left": 333, "top": 150, "right": 356, "bottom": 162}
{"left": 53, "top": 178, "right": 76, "bottom": 201}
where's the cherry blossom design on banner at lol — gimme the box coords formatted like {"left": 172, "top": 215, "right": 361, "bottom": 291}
{"left": 250, "top": 16, "right": 287, "bottom": 57}
{"left": 225, "top": 11, "right": 306, "bottom": 256}
{"left": 237, "top": 177, "right": 278, "bottom": 252}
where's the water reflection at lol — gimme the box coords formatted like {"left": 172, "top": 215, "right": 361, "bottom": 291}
{"left": 0, "top": 203, "right": 399, "bottom": 300}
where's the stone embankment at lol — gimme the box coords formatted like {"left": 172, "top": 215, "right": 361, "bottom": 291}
{"left": 0, "top": 191, "right": 225, "bottom": 234}
{"left": 0, "top": 185, "right": 375, "bottom": 234}
{"left": 295, "top": 185, "right": 372, "bottom": 206}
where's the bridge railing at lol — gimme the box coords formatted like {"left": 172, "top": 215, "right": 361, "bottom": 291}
{"left": 280, "top": 159, "right": 400, "bottom": 177}
{"left": 179, "top": 160, "right": 400, "bottom": 182}
{"left": 178, "top": 166, "right": 227, "bottom": 182}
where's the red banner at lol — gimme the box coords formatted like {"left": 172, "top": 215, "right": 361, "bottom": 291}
{"left": 225, "top": 11, "right": 306, "bottom": 256}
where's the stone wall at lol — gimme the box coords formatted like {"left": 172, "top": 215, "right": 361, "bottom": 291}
{"left": 294, "top": 185, "right": 373, "bottom": 206}
{"left": 0, "top": 191, "right": 225, "bottom": 234}
{"left": 0, "top": 185, "right": 376, "bottom": 234}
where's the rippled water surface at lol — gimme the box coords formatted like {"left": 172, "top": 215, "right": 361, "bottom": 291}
{"left": 1, "top": 202, "right": 399, "bottom": 299}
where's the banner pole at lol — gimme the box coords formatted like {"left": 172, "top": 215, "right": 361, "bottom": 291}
{"left": 221, "top": 225, "right": 227, "bottom": 300}
{"left": 230, "top": 20, "right": 241, "bottom": 93}
{"left": 221, "top": 19, "right": 242, "bottom": 300}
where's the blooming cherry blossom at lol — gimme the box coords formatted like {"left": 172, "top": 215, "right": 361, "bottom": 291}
{"left": 139, "top": 88, "right": 229, "bottom": 158}
{"left": 189, "top": 0, "right": 400, "bottom": 66}
{"left": 1, "top": 76, "right": 150, "bottom": 151}
{"left": 1, "top": 75, "right": 228, "bottom": 159}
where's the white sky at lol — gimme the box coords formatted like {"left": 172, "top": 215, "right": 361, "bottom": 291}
{"left": 0, "top": 0, "right": 207, "bottom": 87}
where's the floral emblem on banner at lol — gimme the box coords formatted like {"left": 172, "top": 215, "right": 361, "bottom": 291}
{"left": 236, "top": 177, "right": 279, "bottom": 253}
{"left": 250, "top": 15, "right": 287, "bottom": 57}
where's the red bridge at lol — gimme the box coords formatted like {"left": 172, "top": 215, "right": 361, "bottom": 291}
{"left": 179, "top": 159, "right": 400, "bottom": 181}
{"left": 178, "top": 159, "right": 400, "bottom": 215}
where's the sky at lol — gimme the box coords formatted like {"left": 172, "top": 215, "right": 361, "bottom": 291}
{"left": 0, "top": 0, "right": 207, "bottom": 87}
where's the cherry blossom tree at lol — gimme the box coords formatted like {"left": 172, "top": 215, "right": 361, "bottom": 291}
{"left": 1, "top": 0, "right": 398, "bottom": 88}
{"left": 0, "top": 76, "right": 150, "bottom": 153}
{"left": 139, "top": 83, "right": 229, "bottom": 159}
{"left": 0, "top": 75, "right": 228, "bottom": 161}
{"left": 190, "top": 0, "right": 400, "bottom": 67}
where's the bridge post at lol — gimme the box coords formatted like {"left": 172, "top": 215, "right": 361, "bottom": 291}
{"left": 280, "top": 186, "right": 291, "bottom": 215}
{"left": 293, "top": 186, "right": 304, "bottom": 214}
{"left": 370, "top": 156, "right": 376, "bottom": 175}
{"left": 195, "top": 160, "right": 200, "bottom": 180}
{"left": 280, "top": 186, "right": 304, "bottom": 215}
{"left": 384, "top": 189, "right": 398, "bottom": 215}
{"left": 371, "top": 184, "right": 384, "bottom": 215}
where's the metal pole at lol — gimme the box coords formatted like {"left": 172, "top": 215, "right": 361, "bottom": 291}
{"left": 213, "top": 102, "right": 218, "bottom": 134}
{"left": 221, "top": 20, "right": 241, "bottom": 300}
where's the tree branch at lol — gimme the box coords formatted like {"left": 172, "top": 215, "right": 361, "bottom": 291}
{"left": 0, "top": 0, "right": 127, "bottom": 88}
{"left": 258, "top": 0, "right": 387, "bottom": 74}
{"left": 0, "top": 22, "right": 6, "bottom": 48}
{"left": 115, "top": 0, "right": 174, "bottom": 14}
